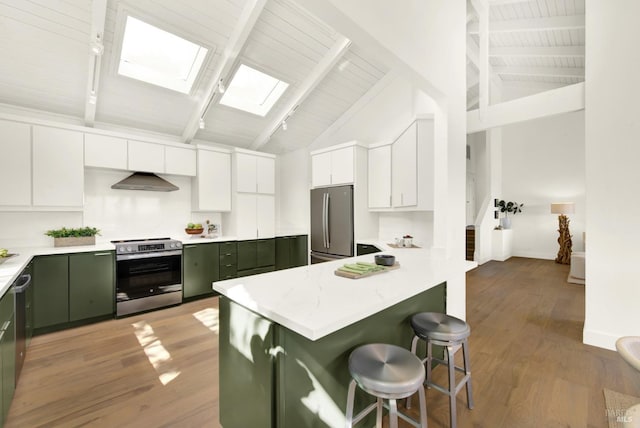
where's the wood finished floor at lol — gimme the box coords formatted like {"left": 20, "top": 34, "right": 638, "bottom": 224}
{"left": 6, "top": 257, "right": 639, "bottom": 427}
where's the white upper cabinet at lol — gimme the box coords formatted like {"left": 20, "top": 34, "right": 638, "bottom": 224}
{"left": 236, "top": 153, "right": 257, "bottom": 193}
{"left": 234, "top": 150, "right": 275, "bottom": 194}
{"left": 0, "top": 120, "right": 31, "bottom": 206}
{"left": 192, "top": 147, "right": 231, "bottom": 212}
{"left": 32, "top": 126, "right": 84, "bottom": 208}
{"left": 165, "top": 146, "right": 196, "bottom": 176}
{"left": 127, "top": 140, "right": 165, "bottom": 173}
{"left": 392, "top": 122, "right": 418, "bottom": 207}
{"left": 368, "top": 117, "right": 434, "bottom": 212}
{"left": 311, "top": 145, "right": 354, "bottom": 187}
{"left": 256, "top": 156, "right": 275, "bottom": 194}
{"left": 367, "top": 144, "right": 391, "bottom": 209}
{"left": 84, "top": 133, "right": 127, "bottom": 170}
{"left": 235, "top": 194, "right": 275, "bottom": 240}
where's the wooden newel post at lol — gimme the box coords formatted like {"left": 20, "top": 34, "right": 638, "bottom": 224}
{"left": 555, "top": 214, "right": 572, "bottom": 264}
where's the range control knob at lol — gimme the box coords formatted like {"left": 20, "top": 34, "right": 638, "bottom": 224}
{"left": 170, "top": 243, "right": 175, "bottom": 248}
{"left": 126, "top": 246, "right": 132, "bottom": 252}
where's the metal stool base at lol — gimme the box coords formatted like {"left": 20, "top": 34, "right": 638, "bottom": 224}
{"left": 407, "top": 335, "right": 474, "bottom": 428}
{"left": 345, "top": 379, "right": 427, "bottom": 428}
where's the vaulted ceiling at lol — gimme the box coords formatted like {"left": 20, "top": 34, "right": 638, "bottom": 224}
{"left": 0, "top": 0, "right": 586, "bottom": 152}
{"left": 466, "top": 0, "right": 585, "bottom": 110}
{"left": 0, "top": 0, "right": 388, "bottom": 154}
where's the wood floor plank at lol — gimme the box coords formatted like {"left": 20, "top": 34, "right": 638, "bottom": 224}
{"left": 5, "top": 258, "right": 638, "bottom": 427}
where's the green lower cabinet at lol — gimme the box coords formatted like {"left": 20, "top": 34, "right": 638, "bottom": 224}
{"left": 33, "top": 254, "right": 69, "bottom": 329}
{"left": 218, "top": 283, "right": 446, "bottom": 428}
{"left": 0, "top": 288, "right": 15, "bottom": 428}
{"left": 183, "top": 243, "right": 220, "bottom": 298}
{"left": 275, "top": 235, "right": 308, "bottom": 270}
{"left": 69, "top": 252, "right": 114, "bottom": 321}
{"left": 237, "top": 239, "right": 275, "bottom": 277}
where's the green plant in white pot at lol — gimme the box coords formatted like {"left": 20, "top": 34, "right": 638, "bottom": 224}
{"left": 497, "top": 200, "right": 523, "bottom": 229}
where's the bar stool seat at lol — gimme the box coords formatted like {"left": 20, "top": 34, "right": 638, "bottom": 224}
{"left": 407, "top": 312, "right": 473, "bottom": 428}
{"left": 346, "top": 343, "right": 428, "bottom": 428}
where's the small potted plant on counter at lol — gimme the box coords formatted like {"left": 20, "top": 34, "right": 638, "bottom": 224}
{"left": 45, "top": 227, "right": 100, "bottom": 247}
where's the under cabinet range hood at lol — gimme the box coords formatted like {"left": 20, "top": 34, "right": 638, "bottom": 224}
{"left": 111, "top": 172, "right": 179, "bottom": 192}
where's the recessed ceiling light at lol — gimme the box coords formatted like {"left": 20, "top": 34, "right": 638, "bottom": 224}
{"left": 219, "top": 64, "right": 289, "bottom": 116}
{"left": 118, "top": 16, "right": 208, "bottom": 94}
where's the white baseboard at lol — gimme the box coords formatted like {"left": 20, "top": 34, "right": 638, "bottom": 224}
{"left": 512, "top": 251, "right": 555, "bottom": 260}
{"left": 583, "top": 328, "right": 617, "bottom": 351}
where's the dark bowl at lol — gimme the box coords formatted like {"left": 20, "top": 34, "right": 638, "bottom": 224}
{"left": 374, "top": 254, "right": 396, "bottom": 266}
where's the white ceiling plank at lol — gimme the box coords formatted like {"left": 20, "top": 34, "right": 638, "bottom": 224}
{"left": 310, "top": 70, "right": 398, "bottom": 150}
{"left": 250, "top": 36, "right": 352, "bottom": 151}
{"left": 493, "top": 65, "right": 584, "bottom": 78}
{"left": 488, "top": 0, "right": 536, "bottom": 6}
{"left": 471, "top": 0, "right": 489, "bottom": 121}
{"left": 181, "top": 0, "right": 268, "bottom": 144}
{"left": 467, "top": 82, "right": 585, "bottom": 133}
{"left": 490, "top": 45, "right": 585, "bottom": 57}
{"left": 468, "top": 73, "right": 479, "bottom": 90}
{"left": 466, "top": 34, "right": 480, "bottom": 68}
{"left": 468, "top": 14, "right": 585, "bottom": 33}
{"left": 83, "top": 0, "right": 107, "bottom": 126}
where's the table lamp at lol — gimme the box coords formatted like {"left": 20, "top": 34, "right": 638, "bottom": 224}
{"left": 550, "top": 202, "right": 575, "bottom": 264}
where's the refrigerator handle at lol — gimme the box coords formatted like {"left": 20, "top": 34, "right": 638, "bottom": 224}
{"left": 322, "top": 192, "right": 327, "bottom": 248}
{"left": 325, "top": 193, "right": 330, "bottom": 248}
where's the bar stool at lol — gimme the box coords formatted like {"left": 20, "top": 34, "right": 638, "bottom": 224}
{"left": 406, "top": 312, "right": 473, "bottom": 428}
{"left": 346, "top": 343, "right": 428, "bottom": 428}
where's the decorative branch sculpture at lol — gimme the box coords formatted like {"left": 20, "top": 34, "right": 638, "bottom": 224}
{"left": 555, "top": 214, "right": 573, "bottom": 264}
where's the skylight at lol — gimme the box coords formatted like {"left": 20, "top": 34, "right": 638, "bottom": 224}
{"left": 118, "top": 16, "right": 208, "bottom": 94}
{"left": 219, "top": 64, "right": 289, "bottom": 116}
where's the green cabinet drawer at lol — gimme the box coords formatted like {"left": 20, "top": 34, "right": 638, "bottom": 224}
{"left": 219, "top": 264, "right": 237, "bottom": 280}
{"left": 33, "top": 254, "right": 69, "bottom": 329}
{"left": 219, "top": 241, "right": 237, "bottom": 256}
{"left": 69, "top": 252, "right": 114, "bottom": 321}
{"left": 219, "top": 250, "right": 237, "bottom": 265}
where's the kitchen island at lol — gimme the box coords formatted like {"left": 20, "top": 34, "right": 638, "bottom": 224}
{"left": 213, "top": 247, "right": 475, "bottom": 428}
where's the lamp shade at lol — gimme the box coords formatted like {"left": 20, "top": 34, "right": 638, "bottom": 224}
{"left": 550, "top": 202, "right": 575, "bottom": 214}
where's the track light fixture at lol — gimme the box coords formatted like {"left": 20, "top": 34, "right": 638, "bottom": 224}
{"left": 281, "top": 120, "right": 287, "bottom": 131}
{"left": 199, "top": 118, "right": 205, "bottom": 129}
{"left": 218, "top": 79, "right": 226, "bottom": 94}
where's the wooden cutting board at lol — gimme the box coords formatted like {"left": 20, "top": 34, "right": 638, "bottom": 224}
{"left": 334, "top": 262, "right": 400, "bottom": 279}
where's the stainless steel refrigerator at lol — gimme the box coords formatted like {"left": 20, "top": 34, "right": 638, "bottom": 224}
{"left": 310, "top": 185, "right": 354, "bottom": 263}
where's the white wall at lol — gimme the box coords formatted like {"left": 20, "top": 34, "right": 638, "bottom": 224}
{"left": 583, "top": 0, "right": 640, "bottom": 350}
{"left": 501, "top": 107, "right": 585, "bottom": 259}
{"left": 0, "top": 169, "right": 222, "bottom": 248}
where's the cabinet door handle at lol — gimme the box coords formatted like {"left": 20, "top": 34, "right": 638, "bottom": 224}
{"left": 225, "top": 253, "right": 232, "bottom": 256}
{"left": 94, "top": 252, "right": 112, "bottom": 256}
{"left": 184, "top": 245, "right": 197, "bottom": 249}
{"left": 225, "top": 264, "right": 232, "bottom": 267}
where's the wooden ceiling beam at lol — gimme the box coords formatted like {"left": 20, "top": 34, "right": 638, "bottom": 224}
{"left": 490, "top": 45, "right": 585, "bottom": 58}
{"left": 83, "top": 0, "right": 107, "bottom": 127}
{"left": 468, "top": 14, "right": 585, "bottom": 33}
{"left": 250, "top": 36, "right": 352, "bottom": 151}
{"left": 181, "top": 0, "right": 267, "bottom": 144}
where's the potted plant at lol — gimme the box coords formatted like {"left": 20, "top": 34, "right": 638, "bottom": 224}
{"left": 45, "top": 227, "right": 100, "bottom": 247}
{"left": 496, "top": 200, "right": 523, "bottom": 229}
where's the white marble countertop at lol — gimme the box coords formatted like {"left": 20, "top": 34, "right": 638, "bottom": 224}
{"left": 212, "top": 246, "right": 477, "bottom": 341}
{"left": 0, "top": 243, "right": 116, "bottom": 298}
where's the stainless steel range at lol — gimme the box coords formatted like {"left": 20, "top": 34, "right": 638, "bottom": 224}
{"left": 112, "top": 237, "right": 182, "bottom": 317}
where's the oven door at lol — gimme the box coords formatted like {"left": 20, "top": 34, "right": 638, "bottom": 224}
{"left": 116, "top": 251, "right": 182, "bottom": 302}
